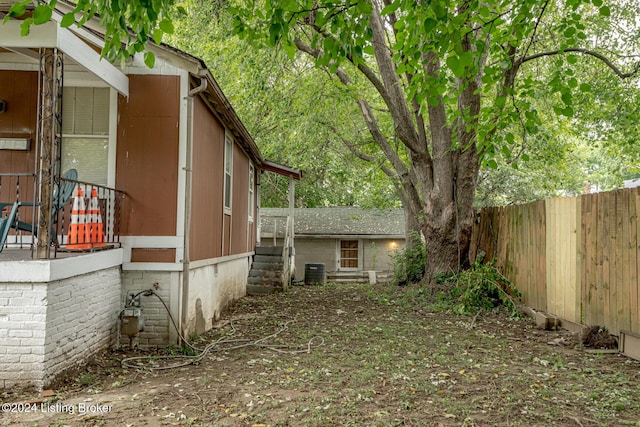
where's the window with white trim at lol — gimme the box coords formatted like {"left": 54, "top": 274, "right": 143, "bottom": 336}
{"left": 61, "top": 87, "right": 110, "bottom": 185}
{"left": 224, "top": 134, "right": 233, "bottom": 212}
{"left": 248, "top": 163, "right": 255, "bottom": 222}
{"left": 339, "top": 240, "right": 359, "bottom": 269}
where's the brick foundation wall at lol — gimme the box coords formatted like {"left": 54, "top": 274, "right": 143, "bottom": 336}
{"left": 43, "top": 268, "right": 121, "bottom": 381}
{"left": 121, "top": 271, "right": 179, "bottom": 347}
{"left": 0, "top": 267, "right": 121, "bottom": 389}
{"left": 0, "top": 284, "right": 47, "bottom": 388}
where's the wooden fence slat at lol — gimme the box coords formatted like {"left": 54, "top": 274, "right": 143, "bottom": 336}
{"left": 610, "top": 191, "right": 620, "bottom": 334}
{"left": 573, "top": 197, "right": 582, "bottom": 323}
{"left": 620, "top": 191, "right": 632, "bottom": 332}
{"left": 538, "top": 200, "right": 547, "bottom": 312}
{"left": 581, "top": 194, "right": 592, "bottom": 325}
{"left": 516, "top": 206, "right": 524, "bottom": 303}
{"left": 633, "top": 189, "right": 640, "bottom": 334}
{"left": 586, "top": 194, "right": 598, "bottom": 326}
{"left": 594, "top": 192, "right": 604, "bottom": 327}
{"left": 526, "top": 203, "right": 533, "bottom": 306}
{"left": 592, "top": 193, "right": 601, "bottom": 327}
{"left": 600, "top": 192, "right": 611, "bottom": 331}
{"left": 505, "top": 207, "right": 512, "bottom": 278}
{"left": 567, "top": 197, "right": 580, "bottom": 324}
{"left": 564, "top": 198, "right": 572, "bottom": 321}
{"left": 546, "top": 198, "right": 556, "bottom": 316}
{"left": 490, "top": 208, "right": 498, "bottom": 262}
{"left": 498, "top": 207, "right": 506, "bottom": 269}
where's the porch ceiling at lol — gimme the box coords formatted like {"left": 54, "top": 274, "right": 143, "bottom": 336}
{"left": 0, "top": 20, "right": 128, "bottom": 96}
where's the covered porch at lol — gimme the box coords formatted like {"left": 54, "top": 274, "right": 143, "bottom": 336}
{"left": 0, "top": 4, "right": 127, "bottom": 389}
{"left": 0, "top": 9, "right": 128, "bottom": 260}
{"left": 1, "top": 172, "right": 125, "bottom": 259}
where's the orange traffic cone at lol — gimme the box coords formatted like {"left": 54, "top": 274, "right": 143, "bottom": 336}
{"left": 86, "top": 187, "right": 105, "bottom": 247}
{"left": 66, "top": 186, "right": 91, "bottom": 250}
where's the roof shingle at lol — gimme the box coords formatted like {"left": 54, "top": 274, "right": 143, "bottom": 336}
{"left": 261, "top": 207, "right": 405, "bottom": 237}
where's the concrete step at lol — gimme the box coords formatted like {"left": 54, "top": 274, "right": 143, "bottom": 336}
{"left": 248, "top": 269, "right": 282, "bottom": 279}
{"left": 254, "top": 254, "right": 284, "bottom": 264}
{"left": 248, "top": 275, "right": 283, "bottom": 285}
{"left": 252, "top": 261, "right": 283, "bottom": 271}
{"left": 255, "top": 246, "right": 284, "bottom": 256}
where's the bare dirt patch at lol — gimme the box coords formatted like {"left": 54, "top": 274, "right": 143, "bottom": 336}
{"left": 2, "top": 282, "right": 640, "bottom": 426}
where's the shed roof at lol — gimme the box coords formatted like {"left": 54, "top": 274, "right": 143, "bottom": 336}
{"left": 261, "top": 207, "right": 405, "bottom": 238}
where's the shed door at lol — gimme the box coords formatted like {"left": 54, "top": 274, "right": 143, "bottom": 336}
{"left": 339, "top": 239, "right": 359, "bottom": 270}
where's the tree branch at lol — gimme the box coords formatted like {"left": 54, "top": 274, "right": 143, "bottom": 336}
{"left": 299, "top": 22, "right": 391, "bottom": 106}
{"left": 357, "top": 99, "right": 412, "bottom": 179}
{"left": 293, "top": 37, "right": 417, "bottom": 192}
{"left": 478, "top": 44, "right": 518, "bottom": 159}
{"left": 332, "top": 128, "right": 397, "bottom": 179}
{"left": 519, "top": 0, "right": 550, "bottom": 61}
{"left": 381, "top": 0, "right": 429, "bottom": 154}
{"left": 519, "top": 48, "right": 640, "bottom": 79}
{"left": 368, "top": 0, "right": 424, "bottom": 156}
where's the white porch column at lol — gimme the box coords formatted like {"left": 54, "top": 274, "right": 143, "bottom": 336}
{"left": 288, "top": 175, "right": 295, "bottom": 249}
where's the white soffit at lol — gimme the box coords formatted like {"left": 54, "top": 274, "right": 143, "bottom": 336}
{"left": 0, "top": 20, "right": 128, "bottom": 96}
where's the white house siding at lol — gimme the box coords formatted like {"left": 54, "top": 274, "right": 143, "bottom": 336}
{"left": 0, "top": 266, "right": 121, "bottom": 389}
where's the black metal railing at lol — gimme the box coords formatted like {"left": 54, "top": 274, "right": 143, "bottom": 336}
{"left": 0, "top": 173, "right": 38, "bottom": 252}
{"left": 0, "top": 173, "right": 125, "bottom": 257}
{"left": 54, "top": 178, "right": 125, "bottom": 254}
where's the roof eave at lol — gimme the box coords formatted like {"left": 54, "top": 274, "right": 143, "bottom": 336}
{"left": 52, "top": 1, "right": 263, "bottom": 163}
{"left": 261, "top": 160, "right": 302, "bottom": 180}
{"left": 294, "top": 234, "right": 405, "bottom": 239}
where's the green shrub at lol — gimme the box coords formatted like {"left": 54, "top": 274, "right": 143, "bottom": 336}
{"left": 391, "top": 233, "right": 425, "bottom": 286}
{"left": 449, "top": 259, "right": 522, "bottom": 316}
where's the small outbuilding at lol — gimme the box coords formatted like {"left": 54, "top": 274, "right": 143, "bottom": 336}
{"left": 260, "top": 207, "right": 406, "bottom": 283}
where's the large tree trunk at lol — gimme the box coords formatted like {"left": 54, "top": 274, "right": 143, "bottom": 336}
{"left": 299, "top": 0, "right": 484, "bottom": 285}
{"left": 403, "top": 205, "right": 422, "bottom": 249}
{"left": 418, "top": 19, "right": 481, "bottom": 283}
{"left": 422, "top": 176, "right": 476, "bottom": 282}
{"left": 397, "top": 183, "right": 423, "bottom": 249}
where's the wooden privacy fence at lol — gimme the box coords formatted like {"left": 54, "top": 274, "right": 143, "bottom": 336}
{"left": 470, "top": 187, "right": 640, "bottom": 336}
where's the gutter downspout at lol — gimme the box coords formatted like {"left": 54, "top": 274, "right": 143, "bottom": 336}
{"left": 180, "top": 74, "right": 207, "bottom": 344}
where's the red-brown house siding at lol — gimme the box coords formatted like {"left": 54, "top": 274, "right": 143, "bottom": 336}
{"left": 0, "top": 70, "right": 38, "bottom": 175}
{"left": 131, "top": 248, "right": 176, "bottom": 262}
{"left": 0, "top": 70, "right": 38, "bottom": 219}
{"left": 116, "top": 75, "right": 179, "bottom": 237}
{"left": 189, "top": 95, "right": 224, "bottom": 261}
{"left": 222, "top": 214, "right": 231, "bottom": 256}
{"left": 230, "top": 143, "right": 249, "bottom": 254}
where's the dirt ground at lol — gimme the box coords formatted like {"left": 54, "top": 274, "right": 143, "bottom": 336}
{"left": 2, "top": 282, "right": 640, "bottom": 427}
